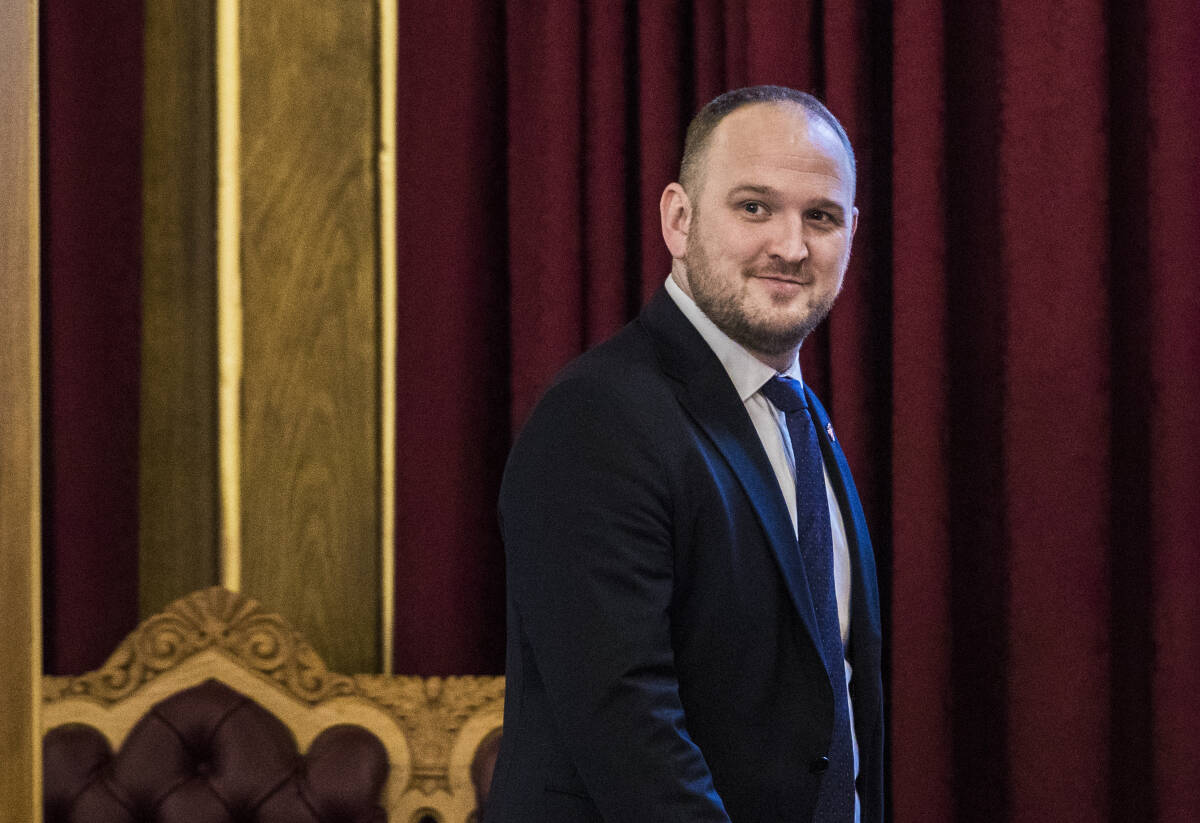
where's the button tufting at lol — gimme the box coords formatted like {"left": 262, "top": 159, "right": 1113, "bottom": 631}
{"left": 45, "top": 679, "right": 389, "bottom": 822}
{"left": 808, "top": 755, "right": 830, "bottom": 774}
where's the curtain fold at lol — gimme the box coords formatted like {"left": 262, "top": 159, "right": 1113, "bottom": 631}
{"left": 1145, "top": 3, "right": 1200, "bottom": 818}
{"left": 889, "top": 0, "right": 952, "bottom": 817}
{"left": 391, "top": 0, "right": 510, "bottom": 675}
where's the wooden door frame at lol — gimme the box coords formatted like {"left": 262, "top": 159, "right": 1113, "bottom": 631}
{"left": 0, "top": 0, "right": 42, "bottom": 818}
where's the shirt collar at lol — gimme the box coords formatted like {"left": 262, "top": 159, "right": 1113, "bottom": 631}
{"left": 664, "top": 275, "right": 803, "bottom": 401}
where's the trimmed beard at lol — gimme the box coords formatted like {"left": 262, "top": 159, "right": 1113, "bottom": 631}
{"left": 683, "top": 228, "right": 839, "bottom": 358}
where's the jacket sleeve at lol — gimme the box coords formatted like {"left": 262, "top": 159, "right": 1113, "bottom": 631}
{"left": 498, "top": 374, "right": 731, "bottom": 823}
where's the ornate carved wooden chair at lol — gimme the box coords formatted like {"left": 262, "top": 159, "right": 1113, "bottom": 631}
{"left": 42, "top": 587, "right": 504, "bottom": 823}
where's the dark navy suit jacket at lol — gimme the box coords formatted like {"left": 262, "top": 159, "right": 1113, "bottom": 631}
{"left": 487, "top": 289, "right": 883, "bottom": 822}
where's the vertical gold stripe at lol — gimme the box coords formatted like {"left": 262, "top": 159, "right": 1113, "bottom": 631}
{"left": 216, "top": 0, "right": 243, "bottom": 591}
{"left": 28, "top": 0, "right": 44, "bottom": 809}
{"left": 378, "top": 0, "right": 398, "bottom": 674}
{"left": 26, "top": 277, "right": 43, "bottom": 813}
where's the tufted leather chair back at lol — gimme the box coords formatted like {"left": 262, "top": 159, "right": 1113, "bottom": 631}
{"left": 44, "top": 678, "right": 388, "bottom": 823}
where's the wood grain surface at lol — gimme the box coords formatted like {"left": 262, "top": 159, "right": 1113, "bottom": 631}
{"left": 238, "top": 0, "right": 382, "bottom": 673}
{"left": 0, "top": 0, "right": 42, "bottom": 817}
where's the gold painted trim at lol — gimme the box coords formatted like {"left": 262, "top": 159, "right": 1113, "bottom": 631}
{"left": 28, "top": 0, "right": 44, "bottom": 810}
{"left": 378, "top": 0, "right": 398, "bottom": 674}
{"left": 216, "top": 0, "right": 242, "bottom": 591}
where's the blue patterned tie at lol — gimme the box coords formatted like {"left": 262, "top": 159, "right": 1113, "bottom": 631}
{"left": 759, "top": 375, "right": 854, "bottom": 822}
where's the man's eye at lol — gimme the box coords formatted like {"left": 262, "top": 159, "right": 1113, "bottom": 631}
{"left": 742, "top": 202, "right": 763, "bottom": 215}
{"left": 809, "top": 210, "right": 844, "bottom": 226}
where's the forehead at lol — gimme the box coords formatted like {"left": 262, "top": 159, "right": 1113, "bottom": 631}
{"left": 701, "top": 102, "right": 853, "bottom": 199}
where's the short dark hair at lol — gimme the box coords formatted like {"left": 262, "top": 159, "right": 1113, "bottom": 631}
{"left": 678, "top": 85, "right": 856, "bottom": 199}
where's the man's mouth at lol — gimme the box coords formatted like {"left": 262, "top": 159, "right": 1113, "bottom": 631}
{"left": 750, "top": 272, "right": 811, "bottom": 287}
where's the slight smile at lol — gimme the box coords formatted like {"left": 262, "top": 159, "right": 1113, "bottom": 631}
{"left": 750, "top": 273, "right": 812, "bottom": 289}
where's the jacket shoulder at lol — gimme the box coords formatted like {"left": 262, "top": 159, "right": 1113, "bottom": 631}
{"left": 535, "top": 319, "right": 674, "bottom": 419}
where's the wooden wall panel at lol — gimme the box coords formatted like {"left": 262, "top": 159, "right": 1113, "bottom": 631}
{"left": 139, "top": 0, "right": 220, "bottom": 616}
{"left": 0, "top": 0, "right": 42, "bottom": 816}
{"left": 238, "top": 0, "right": 382, "bottom": 673}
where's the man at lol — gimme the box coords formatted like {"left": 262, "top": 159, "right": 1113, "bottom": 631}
{"left": 486, "top": 86, "right": 883, "bottom": 822}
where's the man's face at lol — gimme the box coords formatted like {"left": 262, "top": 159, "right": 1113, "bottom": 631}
{"left": 674, "top": 103, "right": 857, "bottom": 366}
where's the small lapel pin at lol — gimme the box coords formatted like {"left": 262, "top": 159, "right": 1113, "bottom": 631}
{"left": 825, "top": 422, "right": 836, "bottom": 443}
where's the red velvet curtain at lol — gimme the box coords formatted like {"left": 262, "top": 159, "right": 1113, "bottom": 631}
{"left": 391, "top": 2, "right": 1200, "bottom": 820}
{"left": 888, "top": 3, "right": 1200, "bottom": 820}
{"left": 42, "top": 1, "right": 1199, "bottom": 820}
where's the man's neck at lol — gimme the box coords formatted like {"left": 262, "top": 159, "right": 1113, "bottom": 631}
{"left": 753, "top": 346, "right": 799, "bottom": 374}
{"left": 667, "top": 266, "right": 799, "bottom": 374}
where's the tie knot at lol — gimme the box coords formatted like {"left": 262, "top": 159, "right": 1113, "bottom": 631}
{"left": 759, "top": 375, "right": 809, "bottom": 414}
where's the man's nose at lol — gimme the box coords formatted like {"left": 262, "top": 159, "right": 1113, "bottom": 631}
{"left": 766, "top": 213, "right": 808, "bottom": 263}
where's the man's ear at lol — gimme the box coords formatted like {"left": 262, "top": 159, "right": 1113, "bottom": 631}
{"left": 660, "top": 182, "right": 692, "bottom": 259}
{"left": 850, "top": 206, "right": 859, "bottom": 240}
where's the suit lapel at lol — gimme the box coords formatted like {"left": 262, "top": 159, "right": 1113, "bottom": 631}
{"left": 637, "top": 290, "right": 823, "bottom": 647}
